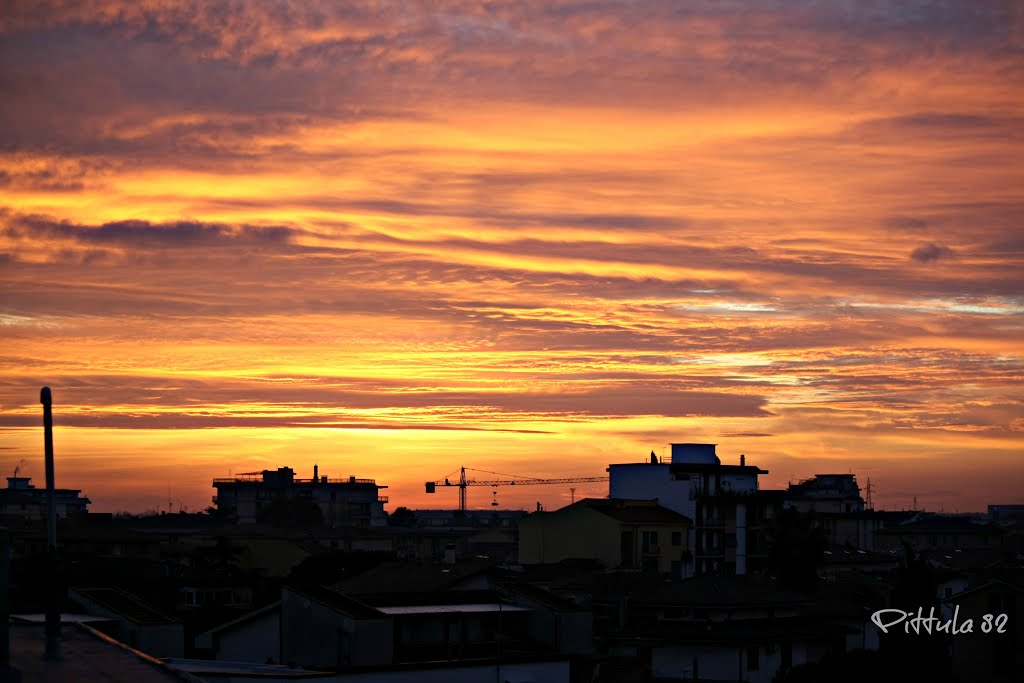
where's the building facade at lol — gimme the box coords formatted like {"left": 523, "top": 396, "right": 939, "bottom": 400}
{"left": 212, "top": 466, "right": 387, "bottom": 527}
{"left": 518, "top": 498, "right": 692, "bottom": 576}
{"left": 785, "top": 474, "right": 865, "bottom": 514}
{"left": 0, "top": 476, "right": 90, "bottom": 520}
{"left": 607, "top": 443, "right": 773, "bottom": 576}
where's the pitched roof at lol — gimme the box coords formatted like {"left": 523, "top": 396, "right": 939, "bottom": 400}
{"left": 580, "top": 498, "right": 692, "bottom": 525}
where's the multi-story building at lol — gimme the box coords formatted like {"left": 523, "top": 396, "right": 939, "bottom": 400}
{"left": 785, "top": 474, "right": 865, "bottom": 514}
{"left": 212, "top": 466, "right": 387, "bottom": 527}
{"left": 607, "top": 443, "right": 775, "bottom": 576}
{"left": 0, "top": 475, "right": 91, "bottom": 520}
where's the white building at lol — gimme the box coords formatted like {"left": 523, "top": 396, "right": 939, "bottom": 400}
{"left": 608, "top": 443, "right": 774, "bottom": 576}
{"left": 0, "top": 476, "right": 90, "bottom": 520}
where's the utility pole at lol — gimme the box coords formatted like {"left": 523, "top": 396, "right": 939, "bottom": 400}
{"left": 41, "top": 387, "right": 60, "bottom": 660}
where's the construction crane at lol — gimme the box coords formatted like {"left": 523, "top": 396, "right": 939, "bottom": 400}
{"left": 425, "top": 466, "right": 608, "bottom": 512}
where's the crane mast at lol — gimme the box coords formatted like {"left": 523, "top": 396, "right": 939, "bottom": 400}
{"left": 425, "top": 466, "right": 607, "bottom": 512}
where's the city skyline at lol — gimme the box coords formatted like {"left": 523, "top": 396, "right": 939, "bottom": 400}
{"left": 1, "top": 1, "right": 1022, "bottom": 513}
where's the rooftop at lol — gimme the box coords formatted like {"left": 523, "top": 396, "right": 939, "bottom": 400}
{"left": 70, "top": 587, "right": 179, "bottom": 625}
{"left": 582, "top": 498, "right": 693, "bottom": 525}
{"left": 7, "top": 623, "right": 197, "bottom": 683}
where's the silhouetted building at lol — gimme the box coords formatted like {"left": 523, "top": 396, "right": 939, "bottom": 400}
{"left": 279, "top": 585, "right": 575, "bottom": 680}
{"left": 786, "top": 473, "right": 865, "bottom": 514}
{"left": 0, "top": 475, "right": 90, "bottom": 520}
{"left": 69, "top": 587, "right": 185, "bottom": 658}
{"left": 607, "top": 443, "right": 774, "bottom": 576}
{"left": 518, "top": 498, "right": 692, "bottom": 576}
{"left": 874, "top": 512, "right": 1004, "bottom": 551}
{"left": 942, "top": 578, "right": 1024, "bottom": 683}
{"left": 212, "top": 466, "right": 387, "bottom": 527}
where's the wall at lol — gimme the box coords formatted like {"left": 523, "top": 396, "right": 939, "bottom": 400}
{"left": 217, "top": 612, "right": 280, "bottom": 664}
{"left": 518, "top": 505, "right": 619, "bottom": 566}
{"left": 281, "top": 589, "right": 393, "bottom": 669}
{"left": 608, "top": 465, "right": 696, "bottom": 521}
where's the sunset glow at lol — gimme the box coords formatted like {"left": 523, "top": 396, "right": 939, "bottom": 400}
{"left": 1, "top": 1, "right": 1022, "bottom": 513}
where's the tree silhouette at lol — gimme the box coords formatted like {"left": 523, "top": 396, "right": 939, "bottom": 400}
{"left": 767, "top": 507, "right": 826, "bottom": 592}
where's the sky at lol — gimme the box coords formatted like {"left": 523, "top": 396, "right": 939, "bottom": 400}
{"left": 1, "top": 0, "right": 1022, "bottom": 514}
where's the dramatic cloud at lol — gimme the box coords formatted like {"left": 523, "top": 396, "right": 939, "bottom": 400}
{"left": 1, "top": 0, "right": 1022, "bottom": 513}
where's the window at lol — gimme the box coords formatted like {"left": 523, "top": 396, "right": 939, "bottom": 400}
{"left": 671, "top": 531, "right": 682, "bottom": 546}
{"left": 642, "top": 531, "right": 659, "bottom": 553}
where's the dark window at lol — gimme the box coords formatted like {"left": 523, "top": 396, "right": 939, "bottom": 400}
{"left": 671, "top": 531, "right": 682, "bottom": 546}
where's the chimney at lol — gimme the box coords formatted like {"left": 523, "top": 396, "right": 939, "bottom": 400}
{"left": 313, "top": 464, "right": 319, "bottom": 482}
{"left": 740, "top": 454, "right": 746, "bottom": 467}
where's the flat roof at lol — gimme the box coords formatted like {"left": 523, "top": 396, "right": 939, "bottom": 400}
{"left": 376, "top": 603, "right": 530, "bottom": 615}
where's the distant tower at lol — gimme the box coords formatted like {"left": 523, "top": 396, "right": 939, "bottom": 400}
{"left": 865, "top": 477, "right": 874, "bottom": 510}
{"left": 570, "top": 487, "right": 576, "bottom": 504}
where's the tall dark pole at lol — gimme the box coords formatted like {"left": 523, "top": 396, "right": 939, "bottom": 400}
{"left": 40, "top": 387, "right": 60, "bottom": 660}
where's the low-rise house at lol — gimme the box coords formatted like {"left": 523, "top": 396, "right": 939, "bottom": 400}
{"left": 942, "top": 578, "right": 1023, "bottom": 683}
{"left": 69, "top": 586, "right": 185, "bottom": 658}
{"left": 518, "top": 498, "right": 692, "bottom": 577}
{"left": 279, "top": 584, "right": 576, "bottom": 681}
{"left": 194, "top": 600, "right": 281, "bottom": 664}
{"left": 622, "top": 576, "right": 852, "bottom": 683}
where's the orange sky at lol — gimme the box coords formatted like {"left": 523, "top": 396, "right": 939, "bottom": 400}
{"left": 1, "top": 1, "right": 1022, "bottom": 514}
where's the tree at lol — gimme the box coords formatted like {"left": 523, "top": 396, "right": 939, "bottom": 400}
{"left": 767, "top": 507, "right": 826, "bottom": 592}
{"left": 388, "top": 506, "right": 416, "bottom": 527}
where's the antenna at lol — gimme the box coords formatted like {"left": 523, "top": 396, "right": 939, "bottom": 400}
{"left": 865, "top": 477, "right": 874, "bottom": 510}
